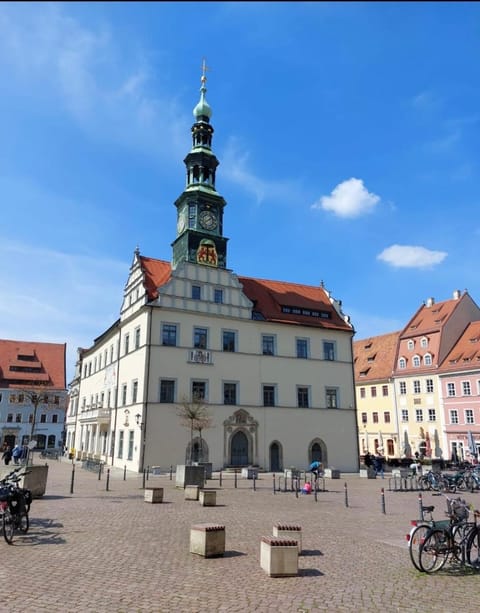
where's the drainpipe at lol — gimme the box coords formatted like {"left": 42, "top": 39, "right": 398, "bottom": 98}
{"left": 349, "top": 331, "right": 361, "bottom": 471}
{"left": 110, "top": 330, "right": 121, "bottom": 466}
{"left": 139, "top": 305, "right": 153, "bottom": 473}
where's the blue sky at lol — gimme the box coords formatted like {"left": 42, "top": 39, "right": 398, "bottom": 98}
{"left": 0, "top": 2, "right": 479, "bottom": 382}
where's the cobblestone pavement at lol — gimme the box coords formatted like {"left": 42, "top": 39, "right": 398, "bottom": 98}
{"left": 3, "top": 460, "right": 480, "bottom": 612}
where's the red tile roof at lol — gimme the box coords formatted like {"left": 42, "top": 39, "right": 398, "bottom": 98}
{"left": 0, "top": 339, "right": 66, "bottom": 389}
{"left": 138, "top": 256, "right": 352, "bottom": 331}
{"left": 439, "top": 321, "right": 480, "bottom": 372}
{"left": 353, "top": 331, "right": 401, "bottom": 382}
{"left": 401, "top": 296, "right": 463, "bottom": 338}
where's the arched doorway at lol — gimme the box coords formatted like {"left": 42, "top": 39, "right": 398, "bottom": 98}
{"left": 269, "top": 441, "right": 282, "bottom": 472}
{"left": 230, "top": 430, "right": 248, "bottom": 466}
{"left": 309, "top": 438, "right": 327, "bottom": 465}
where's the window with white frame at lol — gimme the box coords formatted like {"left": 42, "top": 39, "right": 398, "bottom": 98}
{"left": 192, "top": 285, "right": 201, "bottom": 300}
{"left": 382, "top": 385, "right": 388, "bottom": 397}
{"left": 360, "top": 387, "right": 366, "bottom": 398}
{"left": 296, "top": 338, "right": 309, "bottom": 359}
{"left": 424, "top": 354, "right": 432, "bottom": 366}
{"left": 407, "top": 340, "right": 415, "bottom": 350}
{"left": 462, "top": 381, "right": 471, "bottom": 396}
{"left": 223, "top": 382, "right": 237, "bottom": 405}
{"left": 450, "top": 409, "right": 458, "bottom": 424}
{"left": 399, "top": 357, "right": 406, "bottom": 369}
{"left": 214, "top": 288, "right": 223, "bottom": 304}
{"left": 401, "top": 409, "right": 408, "bottom": 422}
{"left": 262, "top": 335, "right": 275, "bottom": 356}
{"left": 412, "top": 355, "right": 421, "bottom": 367}
{"left": 465, "top": 409, "right": 474, "bottom": 424}
{"left": 426, "top": 379, "right": 434, "bottom": 393}
{"left": 124, "top": 333, "right": 130, "bottom": 355}
{"left": 222, "top": 330, "right": 236, "bottom": 352}
{"left": 192, "top": 381, "right": 207, "bottom": 401}
{"left": 131, "top": 380, "right": 138, "bottom": 404}
{"left": 194, "top": 327, "right": 208, "bottom": 349}
{"left": 384, "top": 411, "right": 391, "bottom": 423}
{"left": 415, "top": 409, "right": 423, "bottom": 422}
{"left": 420, "top": 337, "right": 428, "bottom": 348}
{"left": 121, "top": 384, "right": 127, "bottom": 406}
{"left": 447, "top": 382, "right": 456, "bottom": 397}
{"left": 372, "top": 412, "right": 379, "bottom": 423}
{"left": 297, "top": 386, "right": 309, "bottom": 408}
{"left": 159, "top": 380, "right": 175, "bottom": 403}
{"left": 399, "top": 381, "right": 407, "bottom": 395}
{"left": 134, "top": 326, "right": 141, "bottom": 349}
{"left": 413, "top": 380, "right": 421, "bottom": 394}
{"left": 428, "top": 408, "right": 436, "bottom": 421}
{"left": 361, "top": 412, "right": 367, "bottom": 424}
{"left": 263, "top": 385, "right": 275, "bottom": 407}
{"left": 371, "top": 387, "right": 377, "bottom": 398}
{"left": 326, "top": 387, "right": 338, "bottom": 408}
{"left": 323, "top": 341, "right": 336, "bottom": 361}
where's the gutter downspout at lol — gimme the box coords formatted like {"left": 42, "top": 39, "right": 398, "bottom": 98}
{"left": 349, "top": 330, "right": 361, "bottom": 471}
{"left": 110, "top": 331, "right": 121, "bottom": 466}
{"left": 139, "top": 305, "right": 153, "bottom": 473}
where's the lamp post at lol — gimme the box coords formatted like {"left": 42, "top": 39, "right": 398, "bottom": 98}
{"left": 135, "top": 413, "right": 145, "bottom": 473}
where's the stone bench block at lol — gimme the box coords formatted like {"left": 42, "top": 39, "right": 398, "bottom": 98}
{"left": 359, "top": 468, "right": 376, "bottom": 479}
{"left": 273, "top": 523, "right": 302, "bottom": 553}
{"left": 324, "top": 468, "right": 340, "bottom": 479}
{"left": 241, "top": 467, "right": 258, "bottom": 479}
{"left": 199, "top": 489, "right": 216, "bottom": 506}
{"left": 190, "top": 524, "right": 225, "bottom": 558}
{"left": 260, "top": 536, "right": 298, "bottom": 577}
{"left": 144, "top": 487, "right": 164, "bottom": 503}
{"left": 185, "top": 485, "right": 200, "bottom": 500}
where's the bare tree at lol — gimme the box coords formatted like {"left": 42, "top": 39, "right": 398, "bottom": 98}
{"left": 176, "top": 397, "right": 213, "bottom": 464}
{"left": 19, "top": 389, "right": 60, "bottom": 465}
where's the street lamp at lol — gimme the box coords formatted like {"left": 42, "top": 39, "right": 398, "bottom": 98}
{"left": 135, "top": 413, "right": 143, "bottom": 427}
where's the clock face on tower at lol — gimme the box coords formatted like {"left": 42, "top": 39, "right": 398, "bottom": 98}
{"left": 199, "top": 209, "right": 218, "bottom": 231}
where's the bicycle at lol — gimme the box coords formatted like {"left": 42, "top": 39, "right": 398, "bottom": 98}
{"left": 418, "top": 495, "right": 480, "bottom": 573}
{"left": 0, "top": 469, "right": 31, "bottom": 544}
{"left": 407, "top": 504, "right": 440, "bottom": 571}
{"left": 417, "top": 470, "right": 449, "bottom": 492}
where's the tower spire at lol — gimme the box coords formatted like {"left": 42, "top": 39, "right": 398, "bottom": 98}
{"left": 193, "top": 58, "right": 212, "bottom": 121}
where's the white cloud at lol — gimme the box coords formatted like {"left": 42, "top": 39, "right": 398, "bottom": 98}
{"left": 312, "top": 178, "right": 380, "bottom": 218}
{"left": 377, "top": 245, "right": 447, "bottom": 269}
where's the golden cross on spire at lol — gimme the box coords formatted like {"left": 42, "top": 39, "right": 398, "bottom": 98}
{"left": 201, "top": 58, "right": 211, "bottom": 83}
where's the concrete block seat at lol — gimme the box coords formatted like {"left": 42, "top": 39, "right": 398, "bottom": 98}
{"left": 273, "top": 523, "right": 302, "bottom": 553}
{"left": 190, "top": 524, "right": 225, "bottom": 558}
{"left": 260, "top": 536, "right": 299, "bottom": 577}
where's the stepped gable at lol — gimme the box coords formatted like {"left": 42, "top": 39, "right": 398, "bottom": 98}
{"left": 0, "top": 339, "right": 66, "bottom": 389}
{"left": 353, "top": 331, "right": 401, "bottom": 381}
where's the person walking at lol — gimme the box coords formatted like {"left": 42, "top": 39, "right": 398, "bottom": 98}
{"left": 374, "top": 450, "right": 385, "bottom": 479}
{"left": 12, "top": 444, "right": 22, "bottom": 465}
{"left": 2, "top": 445, "right": 12, "bottom": 465}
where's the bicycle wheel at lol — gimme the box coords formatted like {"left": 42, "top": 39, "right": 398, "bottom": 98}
{"left": 419, "top": 529, "right": 450, "bottom": 573}
{"left": 451, "top": 522, "right": 469, "bottom": 563}
{"left": 466, "top": 525, "right": 480, "bottom": 568}
{"left": 17, "top": 511, "right": 29, "bottom": 534}
{"left": 2, "top": 510, "right": 14, "bottom": 545}
{"left": 418, "top": 476, "right": 429, "bottom": 491}
{"left": 408, "top": 524, "right": 430, "bottom": 571}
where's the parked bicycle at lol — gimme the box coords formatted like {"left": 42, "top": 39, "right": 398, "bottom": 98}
{"left": 417, "top": 470, "right": 449, "bottom": 492}
{"left": 0, "top": 468, "right": 32, "bottom": 544}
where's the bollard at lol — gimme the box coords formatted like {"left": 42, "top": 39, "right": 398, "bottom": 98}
{"left": 98, "top": 463, "right": 102, "bottom": 480}
{"left": 253, "top": 473, "right": 256, "bottom": 492}
{"left": 146, "top": 466, "right": 150, "bottom": 481}
{"left": 381, "top": 487, "right": 386, "bottom": 514}
{"left": 106, "top": 468, "right": 110, "bottom": 492}
{"left": 169, "top": 465, "right": 173, "bottom": 481}
{"left": 344, "top": 482, "right": 349, "bottom": 508}
{"left": 124, "top": 465, "right": 127, "bottom": 481}
{"left": 70, "top": 463, "right": 75, "bottom": 494}
{"left": 295, "top": 480, "right": 299, "bottom": 499}
{"left": 273, "top": 474, "right": 276, "bottom": 495}
{"left": 234, "top": 470, "right": 238, "bottom": 489}
{"left": 283, "top": 476, "right": 287, "bottom": 493}
{"left": 314, "top": 481, "right": 318, "bottom": 502}
{"left": 418, "top": 492, "right": 423, "bottom": 521}
{"left": 219, "top": 470, "right": 222, "bottom": 487}
{"left": 142, "top": 469, "right": 146, "bottom": 489}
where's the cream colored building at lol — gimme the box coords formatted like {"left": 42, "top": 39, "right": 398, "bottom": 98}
{"left": 65, "top": 71, "right": 359, "bottom": 473}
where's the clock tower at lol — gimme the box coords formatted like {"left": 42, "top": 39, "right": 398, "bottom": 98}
{"left": 172, "top": 63, "right": 228, "bottom": 269}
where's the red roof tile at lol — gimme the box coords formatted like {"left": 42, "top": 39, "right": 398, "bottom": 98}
{"left": 0, "top": 339, "right": 66, "bottom": 389}
{"left": 439, "top": 321, "right": 480, "bottom": 372}
{"left": 354, "top": 331, "right": 401, "bottom": 382}
{"left": 139, "top": 257, "right": 171, "bottom": 300}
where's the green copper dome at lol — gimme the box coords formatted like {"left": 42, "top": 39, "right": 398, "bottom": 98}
{"left": 193, "top": 77, "right": 212, "bottom": 120}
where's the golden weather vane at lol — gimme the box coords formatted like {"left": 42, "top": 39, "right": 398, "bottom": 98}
{"left": 201, "top": 58, "right": 211, "bottom": 83}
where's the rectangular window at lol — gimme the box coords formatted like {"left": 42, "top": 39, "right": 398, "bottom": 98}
{"left": 132, "top": 380, "right": 138, "bottom": 404}
{"left": 360, "top": 387, "right": 366, "bottom": 399}
{"left": 121, "top": 384, "right": 127, "bottom": 406}
{"left": 9, "top": 394, "right": 16, "bottom": 404}
{"left": 401, "top": 409, "right": 408, "bottom": 422}
{"left": 194, "top": 327, "right": 208, "bottom": 349}
{"left": 124, "top": 333, "right": 130, "bottom": 355}
{"left": 40, "top": 414, "right": 46, "bottom": 423}
{"left": 426, "top": 379, "right": 434, "bottom": 393}
{"left": 372, "top": 412, "right": 379, "bottom": 424}
{"left": 382, "top": 385, "right": 388, "bottom": 397}
{"left": 371, "top": 387, "right": 377, "bottom": 398}
{"left": 192, "top": 285, "right": 201, "bottom": 300}
{"left": 428, "top": 408, "right": 436, "bottom": 422}
{"left": 447, "top": 382, "right": 456, "bottom": 397}
{"left": 463, "top": 381, "right": 471, "bottom": 396}
{"left": 262, "top": 335, "right": 275, "bottom": 356}
{"left": 110, "top": 345, "right": 114, "bottom": 363}
{"left": 192, "top": 381, "right": 206, "bottom": 401}
{"left": 297, "top": 386, "right": 309, "bottom": 408}
{"left": 6, "top": 414, "right": 13, "bottom": 423}
{"left": 323, "top": 341, "right": 336, "bottom": 361}
{"left": 384, "top": 411, "right": 391, "bottom": 423}
{"left": 399, "top": 381, "right": 406, "bottom": 395}
{"left": 465, "top": 409, "right": 474, "bottom": 424}
{"left": 325, "top": 387, "right": 338, "bottom": 408}
{"left": 128, "top": 431, "right": 134, "bottom": 461}
{"left": 450, "top": 409, "right": 458, "bottom": 424}
{"left": 361, "top": 412, "right": 367, "bottom": 424}
{"left": 413, "top": 380, "right": 421, "bottom": 394}
{"left": 15, "top": 413, "right": 22, "bottom": 423}
{"left": 223, "top": 382, "right": 237, "bottom": 405}
{"left": 214, "top": 289, "right": 223, "bottom": 304}
{"left": 162, "top": 323, "right": 177, "bottom": 347}
{"left": 117, "top": 431, "right": 124, "bottom": 459}
{"left": 222, "top": 330, "right": 236, "bottom": 352}
{"left": 263, "top": 385, "right": 275, "bottom": 407}
{"left": 52, "top": 414, "right": 58, "bottom": 423}
{"left": 135, "top": 327, "right": 141, "bottom": 350}
{"left": 296, "top": 338, "right": 308, "bottom": 359}
{"left": 416, "top": 409, "right": 423, "bottom": 422}
{"left": 160, "top": 380, "right": 175, "bottom": 403}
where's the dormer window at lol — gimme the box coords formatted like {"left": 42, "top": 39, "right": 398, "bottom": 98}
{"left": 407, "top": 340, "right": 415, "bottom": 351}
{"left": 424, "top": 353, "right": 432, "bottom": 366}
{"left": 420, "top": 337, "right": 428, "bottom": 348}
{"left": 398, "top": 357, "right": 406, "bottom": 369}
{"left": 412, "top": 355, "right": 421, "bottom": 367}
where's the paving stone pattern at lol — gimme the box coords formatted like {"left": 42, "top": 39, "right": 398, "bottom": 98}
{"left": 4, "top": 461, "right": 479, "bottom": 612}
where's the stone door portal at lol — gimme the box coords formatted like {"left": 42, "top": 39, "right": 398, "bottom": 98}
{"left": 231, "top": 430, "right": 248, "bottom": 466}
